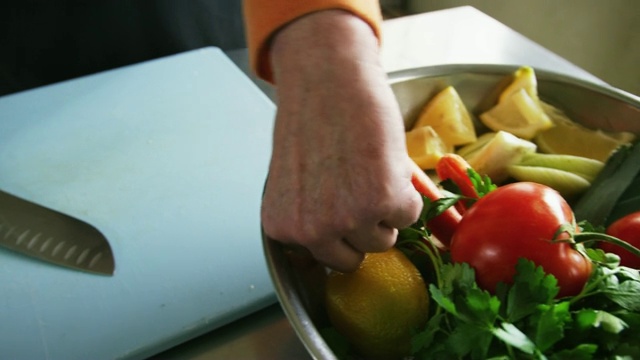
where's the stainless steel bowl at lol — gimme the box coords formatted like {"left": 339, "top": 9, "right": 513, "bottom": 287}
{"left": 263, "top": 64, "right": 640, "bottom": 360}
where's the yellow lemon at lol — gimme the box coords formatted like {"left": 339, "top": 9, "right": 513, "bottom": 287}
{"left": 535, "top": 102, "right": 636, "bottom": 162}
{"left": 412, "top": 86, "right": 477, "bottom": 146}
{"left": 603, "top": 130, "right": 637, "bottom": 143}
{"left": 480, "top": 88, "right": 554, "bottom": 140}
{"left": 498, "top": 65, "right": 539, "bottom": 103}
{"left": 325, "top": 247, "right": 430, "bottom": 359}
{"left": 406, "top": 125, "right": 453, "bottom": 170}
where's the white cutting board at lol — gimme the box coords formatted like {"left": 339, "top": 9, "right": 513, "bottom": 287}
{"left": 0, "top": 47, "right": 277, "bottom": 359}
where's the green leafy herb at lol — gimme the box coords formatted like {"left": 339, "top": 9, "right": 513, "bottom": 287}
{"left": 500, "top": 260, "right": 559, "bottom": 322}
{"left": 574, "top": 142, "right": 640, "bottom": 226}
{"left": 407, "top": 252, "right": 640, "bottom": 359}
{"left": 467, "top": 168, "right": 497, "bottom": 198}
{"left": 398, "top": 199, "right": 640, "bottom": 360}
{"left": 421, "top": 195, "right": 461, "bottom": 223}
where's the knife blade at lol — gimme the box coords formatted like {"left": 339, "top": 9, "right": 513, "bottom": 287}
{"left": 0, "top": 190, "right": 115, "bottom": 275}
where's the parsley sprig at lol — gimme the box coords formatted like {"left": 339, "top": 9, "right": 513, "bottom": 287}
{"left": 396, "top": 197, "right": 640, "bottom": 360}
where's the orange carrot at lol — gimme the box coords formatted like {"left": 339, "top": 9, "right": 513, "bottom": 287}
{"left": 411, "top": 162, "right": 462, "bottom": 248}
{"left": 436, "top": 154, "right": 479, "bottom": 199}
{"left": 435, "top": 154, "right": 481, "bottom": 213}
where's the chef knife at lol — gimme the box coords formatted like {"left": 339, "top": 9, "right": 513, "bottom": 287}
{"left": 0, "top": 190, "right": 115, "bottom": 275}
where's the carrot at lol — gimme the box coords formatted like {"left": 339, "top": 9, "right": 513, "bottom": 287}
{"left": 436, "top": 154, "right": 479, "bottom": 199}
{"left": 411, "top": 161, "right": 462, "bottom": 248}
{"left": 435, "top": 154, "right": 480, "bottom": 213}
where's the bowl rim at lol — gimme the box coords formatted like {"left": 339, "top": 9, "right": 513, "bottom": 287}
{"left": 263, "top": 230, "right": 336, "bottom": 360}
{"left": 388, "top": 63, "right": 640, "bottom": 105}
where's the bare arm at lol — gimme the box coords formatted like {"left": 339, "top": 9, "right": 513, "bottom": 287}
{"left": 261, "top": 10, "right": 422, "bottom": 272}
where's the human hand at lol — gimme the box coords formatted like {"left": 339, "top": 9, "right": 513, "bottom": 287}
{"left": 261, "top": 10, "right": 423, "bottom": 272}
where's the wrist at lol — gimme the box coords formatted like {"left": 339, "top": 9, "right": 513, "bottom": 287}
{"left": 270, "top": 10, "right": 381, "bottom": 86}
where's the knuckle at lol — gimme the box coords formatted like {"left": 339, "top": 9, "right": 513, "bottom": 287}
{"left": 406, "top": 191, "right": 424, "bottom": 221}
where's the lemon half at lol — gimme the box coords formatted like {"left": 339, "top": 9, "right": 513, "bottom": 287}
{"left": 498, "top": 65, "right": 539, "bottom": 103}
{"left": 412, "top": 86, "right": 477, "bottom": 146}
{"left": 406, "top": 125, "right": 453, "bottom": 170}
{"left": 535, "top": 102, "right": 636, "bottom": 162}
{"left": 480, "top": 88, "right": 554, "bottom": 140}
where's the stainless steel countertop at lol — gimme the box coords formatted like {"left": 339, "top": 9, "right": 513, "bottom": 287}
{"left": 154, "top": 6, "right": 605, "bottom": 359}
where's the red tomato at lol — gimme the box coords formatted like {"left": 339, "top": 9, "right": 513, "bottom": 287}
{"left": 450, "top": 182, "right": 592, "bottom": 298}
{"left": 602, "top": 211, "right": 640, "bottom": 269}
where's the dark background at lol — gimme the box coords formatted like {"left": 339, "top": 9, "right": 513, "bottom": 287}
{"left": 0, "top": 0, "right": 245, "bottom": 96}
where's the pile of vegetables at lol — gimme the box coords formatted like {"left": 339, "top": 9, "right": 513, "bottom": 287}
{"left": 322, "top": 146, "right": 640, "bottom": 359}
{"left": 322, "top": 67, "right": 640, "bottom": 359}
{"left": 404, "top": 150, "right": 640, "bottom": 359}
{"left": 405, "top": 66, "right": 636, "bottom": 200}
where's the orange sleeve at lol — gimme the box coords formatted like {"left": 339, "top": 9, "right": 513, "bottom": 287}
{"left": 243, "top": 0, "right": 383, "bottom": 83}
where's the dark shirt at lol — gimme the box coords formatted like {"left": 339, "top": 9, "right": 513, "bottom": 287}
{"left": 0, "top": 0, "right": 246, "bottom": 96}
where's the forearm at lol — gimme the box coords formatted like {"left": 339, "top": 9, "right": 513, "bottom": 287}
{"left": 271, "top": 10, "right": 382, "bottom": 92}
{"left": 260, "top": 11, "right": 421, "bottom": 272}
{"left": 242, "top": 0, "right": 382, "bottom": 83}
{"left": 269, "top": 10, "right": 403, "bottom": 168}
